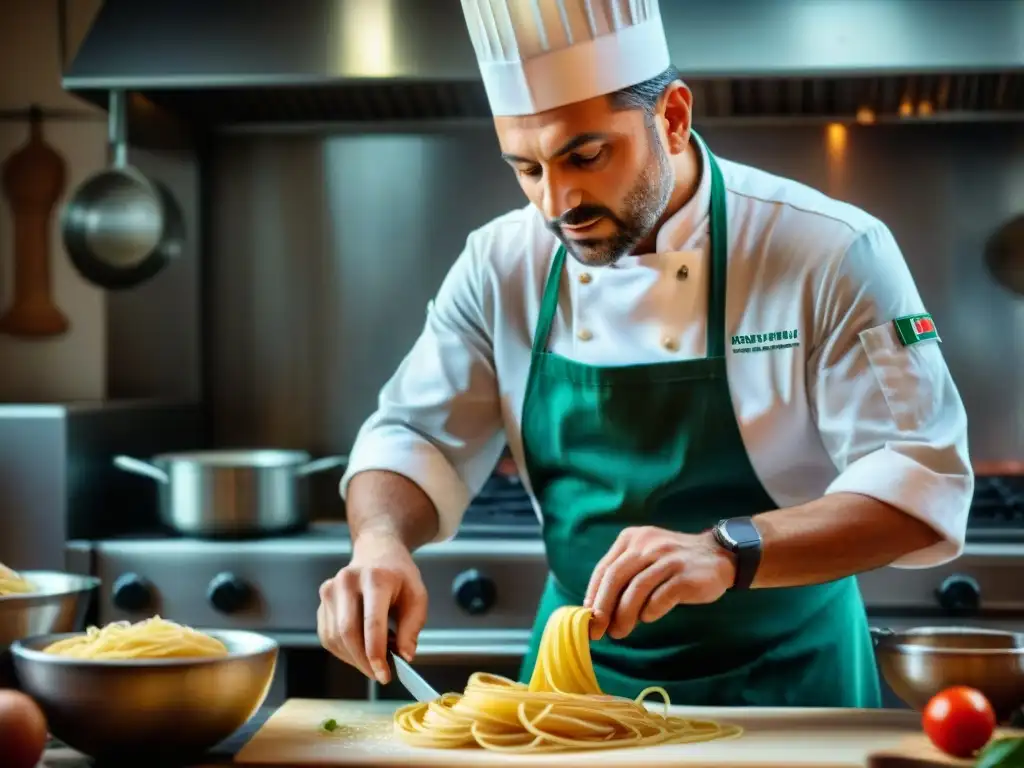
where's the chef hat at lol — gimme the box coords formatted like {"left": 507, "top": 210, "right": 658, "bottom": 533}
{"left": 461, "top": 0, "right": 671, "bottom": 117}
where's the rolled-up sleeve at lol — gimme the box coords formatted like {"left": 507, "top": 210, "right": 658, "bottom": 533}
{"left": 809, "top": 223, "right": 973, "bottom": 568}
{"left": 340, "top": 234, "right": 506, "bottom": 542}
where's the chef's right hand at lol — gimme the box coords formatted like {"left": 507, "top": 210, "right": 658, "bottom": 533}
{"left": 317, "top": 532, "right": 428, "bottom": 685}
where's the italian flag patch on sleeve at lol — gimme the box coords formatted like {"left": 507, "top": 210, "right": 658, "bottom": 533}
{"left": 893, "top": 313, "right": 940, "bottom": 346}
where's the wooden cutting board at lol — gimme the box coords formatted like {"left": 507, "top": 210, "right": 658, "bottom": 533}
{"left": 867, "top": 729, "right": 1024, "bottom": 768}
{"left": 232, "top": 699, "right": 1014, "bottom": 768}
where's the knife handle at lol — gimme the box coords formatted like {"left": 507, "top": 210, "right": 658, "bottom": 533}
{"left": 386, "top": 616, "right": 399, "bottom": 655}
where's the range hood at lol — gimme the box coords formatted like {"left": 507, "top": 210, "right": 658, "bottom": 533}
{"left": 64, "top": 0, "right": 1024, "bottom": 126}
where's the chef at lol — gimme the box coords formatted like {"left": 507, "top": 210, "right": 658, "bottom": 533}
{"left": 318, "top": 0, "right": 972, "bottom": 708}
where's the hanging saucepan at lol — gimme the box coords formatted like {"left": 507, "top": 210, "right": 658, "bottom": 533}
{"left": 985, "top": 213, "right": 1024, "bottom": 297}
{"left": 112, "top": 449, "right": 348, "bottom": 538}
{"left": 60, "top": 90, "right": 184, "bottom": 289}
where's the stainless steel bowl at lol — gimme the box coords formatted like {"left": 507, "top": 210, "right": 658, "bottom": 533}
{"left": 0, "top": 571, "right": 99, "bottom": 687}
{"left": 11, "top": 629, "right": 278, "bottom": 761}
{"left": 874, "top": 627, "right": 1024, "bottom": 720}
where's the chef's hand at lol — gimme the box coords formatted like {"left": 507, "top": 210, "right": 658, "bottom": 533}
{"left": 583, "top": 526, "right": 735, "bottom": 641}
{"left": 317, "top": 532, "right": 428, "bottom": 685}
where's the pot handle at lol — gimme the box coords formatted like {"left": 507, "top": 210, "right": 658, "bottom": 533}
{"left": 869, "top": 626, "right": 895, "bottom": 646}
{"left": 113, "top": 455, "right": 169, "bottom": 483}
{"left": 296, "top": 455, "right": 348, "bottom": 477}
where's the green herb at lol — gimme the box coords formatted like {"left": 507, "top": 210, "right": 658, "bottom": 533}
{"left": 320, "top": 718, "right": 339, "bottom": 733}
{"left": 976, "top": 737, "right": 1024, "bottom": 768}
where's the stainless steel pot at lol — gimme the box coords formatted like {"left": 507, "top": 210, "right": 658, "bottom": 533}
{"left": 113, "top": 449, "right": 347, "bottom": 537}
{"left": 872, "top": 626, "right": 1024, "bottom": 722}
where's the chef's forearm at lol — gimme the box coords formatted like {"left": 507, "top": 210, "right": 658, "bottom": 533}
{"left": 749, "top": 492, "right": 942, "bottom": 589}
{"left": 345, "top": 470, "right": 440, "bottom": 551}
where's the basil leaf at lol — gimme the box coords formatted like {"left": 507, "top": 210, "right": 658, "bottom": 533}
{"left": 976, "top": 737, "right": 1024, "bottom": 768}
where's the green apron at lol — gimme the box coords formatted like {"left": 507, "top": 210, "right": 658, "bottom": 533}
{"left": 517, "top": 135, "right": 880, "bottom": 708}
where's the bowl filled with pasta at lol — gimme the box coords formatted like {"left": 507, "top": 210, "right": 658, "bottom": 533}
{"left": 0, "top": 562, "right": 99, "bottom": 687}
{"left": 10, "top": 616, "right": 278, "bottom": 761}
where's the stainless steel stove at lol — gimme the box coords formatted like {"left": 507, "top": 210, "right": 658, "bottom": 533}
{"left": 854, "top": 475, "right": 1024, "bottom": 622}
{"left": 963, "top": 475, "right": 1024, "bottom": 542}
{"left": 66, "top": 469, "right": 547, "bottom": 702}
{"left": 71, "top": 521, "right": 546, "bottom": 638}
{"left": 63, "top": 472, "right": 1024, "bottom": 705}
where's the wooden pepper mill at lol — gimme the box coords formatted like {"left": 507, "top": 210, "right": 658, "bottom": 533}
{"left": 0, "top": 105, "right": 70, "bottom": 337}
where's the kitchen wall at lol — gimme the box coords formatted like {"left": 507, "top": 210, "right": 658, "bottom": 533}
{"left": 0, "top": 0, "right": 106, "bottom": 401}
{"left": 0, "top": 0, "right": 204, "bottom": 404}
{"left": 207, "top": 121, "right": 1024, "bottom": 467}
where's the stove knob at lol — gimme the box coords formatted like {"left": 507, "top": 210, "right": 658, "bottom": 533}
{"left": 936, "top": 574, "right": 982, "bottom": 615}
{"left": 453, "top": 569, "right": 497, "bottom": 616}
{"left": 208, "top": 572, "right": 253, "bottom": 614}
{"left": 111, "top": 573, "right": 153, "bottom": 613}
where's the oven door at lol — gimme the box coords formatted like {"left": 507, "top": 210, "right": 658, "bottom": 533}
{"left": 270, "top": 629, "right": 531, "bottom": 702}
{"left": 277, "top": 615, "right": 1024, "bottom": 708}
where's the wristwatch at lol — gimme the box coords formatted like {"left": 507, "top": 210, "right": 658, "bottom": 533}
{"left": 711, "top": 516, "right": 763, "bottom": 591}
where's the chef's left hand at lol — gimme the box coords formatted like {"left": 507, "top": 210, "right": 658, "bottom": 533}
{"left": 583, "top": 526, "right": 736, "bottom": 641}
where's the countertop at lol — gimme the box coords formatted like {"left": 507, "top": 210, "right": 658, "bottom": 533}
{"left": 37, "top": 701, "right": 1007, "bottom": 768}
{"left": 38, "top": 701, "right": 1018, "bottom": 767}
{"left": 36, "top": 705, "right": 276, "bottom": 767}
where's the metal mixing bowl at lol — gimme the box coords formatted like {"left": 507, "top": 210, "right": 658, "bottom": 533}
{"left": 10, "top": 629, "right": 278, "bottom": 761}
{"left": 873, "top": 627, "right": 1024, "bottom": 720}
{"left": 0, "top": 571, "right": 100, "bottom": 687}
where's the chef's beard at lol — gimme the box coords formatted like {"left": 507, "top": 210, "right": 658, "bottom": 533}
{"left": 550, "top": 128, "right": 675, "bottom": 268}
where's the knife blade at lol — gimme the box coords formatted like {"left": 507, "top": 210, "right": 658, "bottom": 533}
{"left": 387, "top": 624, "right": 439, "bottom": 703}
{"left": 391, "top": 651, "right": 439, "bottom": 703}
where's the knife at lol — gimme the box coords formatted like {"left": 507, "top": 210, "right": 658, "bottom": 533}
{"left": 387, "top": 624, "right": 439, "bottom": 703}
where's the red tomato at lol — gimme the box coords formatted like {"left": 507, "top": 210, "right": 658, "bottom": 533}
{"left": 922, "top": 686, "right": 996, "bottom": 758}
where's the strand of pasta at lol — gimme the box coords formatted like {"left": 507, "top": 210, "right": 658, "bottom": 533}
{"left": 391, "top": 605, "right": 742, "bottom": 752}
{"left": 43, "top": 616, "right": 229, "bottom": 659}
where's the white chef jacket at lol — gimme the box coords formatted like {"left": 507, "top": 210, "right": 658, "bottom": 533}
{"left": 341, "top": 139, "right": 973, "bottom": 568}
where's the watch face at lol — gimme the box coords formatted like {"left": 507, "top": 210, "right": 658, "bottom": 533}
{"left": 723, "top": 517, "right": 760, "bottom": 549}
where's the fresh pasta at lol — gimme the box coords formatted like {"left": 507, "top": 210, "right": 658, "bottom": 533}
{"left": 43, "top": 616, "right": 229, "bottom": 660}
{"left": 392, "top": 605, "right": 742, "bottom": 752}
{"left": 0, "top": 562, "right": 35, "bottom": 596}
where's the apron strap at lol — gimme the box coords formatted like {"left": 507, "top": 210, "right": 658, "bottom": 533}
{"left": 702, "top": 135, "right": 729, "bottom": 359}
{"left": 532, "top": 132, "right": 729, "bottom": 360}
{"left": 531, "top": 244, "right": 567, "bottom": 356}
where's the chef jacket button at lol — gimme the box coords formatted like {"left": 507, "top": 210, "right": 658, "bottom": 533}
{"left": 676, "top": 265, "right": 689, "bottom": 280}
{"left": 579, "top": 272, "right": 593, "bottom": 284}
{"left": 662, "top": 336, "right": 679, "bottom": 352}
{"left": 577, "top": 329, "right": 593, "bottom": 342}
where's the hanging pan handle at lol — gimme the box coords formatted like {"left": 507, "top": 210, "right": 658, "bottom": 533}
{"left": 113, "top": 455, "right": 169, "bottom": 483}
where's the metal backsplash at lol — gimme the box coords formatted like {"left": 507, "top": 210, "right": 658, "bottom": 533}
{"left": 207, "top": 123, "right": 1024, "bottom": 482}
{"left": 105, "top": 141, "right": 203, "bottom": 403}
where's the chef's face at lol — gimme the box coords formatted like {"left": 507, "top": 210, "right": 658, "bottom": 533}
{"left": 495, "top": 85, "right": 689, "bottom": 266}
